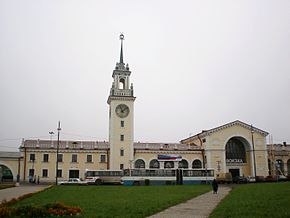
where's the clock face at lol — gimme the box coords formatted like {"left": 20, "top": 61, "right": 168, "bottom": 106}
{"left": 115, "top": 104, "right": 130, "bottom": 118}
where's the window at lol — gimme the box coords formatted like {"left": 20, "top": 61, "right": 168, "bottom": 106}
{"left": 57, "top": 169, "right": 62, "bottom": 178}
{"left": 29, "top": 154, "right": 35, "bottom": 161}
{"left": 42, "top": 169, "right": 48, "bottom": 177}
{"left": 100, "top": 155, "right": 106, "bottom": 163}
{"left": 120, "top": 164, "right": 124, "bottom": 170}
{"left": 43, "top": 154, "right": 49, "bottom": 162}
{"left": 120, "top": 135, "right": 124, "bottom": 141}
{"left": 225, "top": 138, "right": 246, "bottom": 163}
{"left": 87, "top": 154, "right": 93, "bottom": 163}
{"left": 149, "top": 159, "right": 160, "bottom": 169}
{"left": 202, "top": 138, "right": 206, "bottom": 143}
{"left": 72, "top": 154, "right": 78, "bottom": 163}
{"left": 120, "top": 149, "right": 124, "bottom": 156}
{"left": 29, "top": 169, "right": 35, "bottom": 177}
{"left": 121, "top": 121, "right": 124, "bottom": 127}
{"left": 192, "top": 159, "right": 202, "bottom": 168}
{"left": 57, "top": 154, "right": 63, "bottom": 162}
{"left": 134, "top": 159, "right": 145, "bottom": 168}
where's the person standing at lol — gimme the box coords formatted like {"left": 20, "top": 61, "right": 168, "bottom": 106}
{"left": 212, "top": 179, "right": 218, "bottom": 194}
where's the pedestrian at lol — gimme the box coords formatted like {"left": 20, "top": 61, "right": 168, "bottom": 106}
{"left": 37, "top": 176, "right": 40, "bottom": 184}
{"left": 29, "top": 175, "right": 32, "bottom": 183}
{"left": 212, "top": 179, "right": 218, "bottom": 194}
{"left": 33, "top": 175, "right": 36, "bottom": 184}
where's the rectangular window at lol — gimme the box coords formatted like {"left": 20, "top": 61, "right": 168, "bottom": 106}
{"left": 29, "top": 169, "right": 34, "bottom": 177}
{"left": 100, "top": 155, "right": 106, "bottom": 163}
{"left": 202, "top": 138, "right": 206, "bottom": 143}
{"left": 43, "top": 154, "right": 49, "bottom": 162}
{"left": 120, "top": 164, "right": 124, "bottom": 170}
{"left": 121, "top": 121, "right": 124, "bottom": 127}
{"left": 42, "top": 169, "right": 48, "bottom": 177}
{"left": 87, "top": 154, "right": 93, "bottom": 163}
{"left": 29, "top": 153, "right": 35, "bottom": 161}
{"left": 120, "top": 135, "right": 124, "bottom": 141}
{"left": 72, "top": 154, "right": 78, "bottom": 163}
{"left": 120, "top": 149, "right": 124, "bottom": 156}
{"left": 57, "top": 169, "right": 62, "bottom": 178}
{"left": 57, "top": 154, "right": 63, "bottom": 162}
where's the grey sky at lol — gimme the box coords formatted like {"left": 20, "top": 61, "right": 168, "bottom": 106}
{"left": 1, "top": 0, "right": 290, "bottom": 151}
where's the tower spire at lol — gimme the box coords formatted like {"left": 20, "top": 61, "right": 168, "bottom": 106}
{"left": 119, "top": 33, "right": 124, "bottom": 64}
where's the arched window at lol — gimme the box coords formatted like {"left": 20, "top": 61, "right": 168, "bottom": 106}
{"left": 149, "top": 159, "right": 160, "bottom": 168}
{"left": 178, "top": 159, "right": 188, "bottom": 168}
{"left": 134, "top": 159, "right": 145, "bottom": 169}
{"left": 225, "top": 138, "right": 246, "bottom": 163}
{"left": 119, "top": 78, "right": 125, "bottom": 89}
{"left": 192, "top": 159, "right": 202, "bottom": 169}
{"left": 164, "top": 161, "right": 174, "bottom": 168}
{"left": 0, "top": 165, "right": 13, "bottom": 182}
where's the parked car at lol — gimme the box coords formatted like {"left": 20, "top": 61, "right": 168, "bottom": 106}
{"left": 233, "top": 176, "right": 248, "bottom": 184}
{"left": 58, "top": 178, "right": 88, "bottom": 185}
{"left": 277, "top": 175, "right": 287, "bottom": 181}
{"left": 216, "top": 173, "right": 232, "bottom": 184}
{"left": 246, "top": 176, "right": 256, "bottom": 183}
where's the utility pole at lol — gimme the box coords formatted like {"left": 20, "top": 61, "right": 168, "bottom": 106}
{"left": 251, "top": 125, "right": 257, "bottom": 178}
{"left": 55, "top": 121, "right": 61, "bottom": 185}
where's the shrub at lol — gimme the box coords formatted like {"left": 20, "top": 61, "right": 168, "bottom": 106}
{"left": 144, "top": 179, "right": 150, "bottom": 186}
{"left": 0, "top": 202, "right": 82, "bottom": 217}
{"left": 165, "top": 181, "right": 172, "bottom": 185}
{"left": 0, "top": 206, "right": 11, "bottom": 218}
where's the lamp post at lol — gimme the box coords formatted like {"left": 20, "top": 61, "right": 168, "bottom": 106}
{"left": 55, "top": 121, "right": 61, "bottom": 185}
{"left": 251, "top": 125, "right": 257, "bottom": 178}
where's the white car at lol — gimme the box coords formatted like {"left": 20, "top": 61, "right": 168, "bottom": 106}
{"left": 58, "top": 178, "right": 88, "bottom": 185}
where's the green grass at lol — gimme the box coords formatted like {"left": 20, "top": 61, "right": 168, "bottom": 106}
{"left": 12, "top": 185, "right": 211, "bottom": 217}
{"left": 210, "top": 182, "right": 290, "bottom": 218}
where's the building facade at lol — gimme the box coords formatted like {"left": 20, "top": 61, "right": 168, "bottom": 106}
{"left": 1, "top": 35, "right": 289, "bottom": 183}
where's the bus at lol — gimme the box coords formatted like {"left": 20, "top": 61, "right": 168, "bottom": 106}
{"left": 85, "top": 170, "right": 123, "bottom": 185}
{"left": 122, "top": 168, "right": 214, "bottom": 186}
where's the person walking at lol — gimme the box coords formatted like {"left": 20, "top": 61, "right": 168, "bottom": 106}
{"left": 212, "top": 179, "right": 218, "bottom": 194}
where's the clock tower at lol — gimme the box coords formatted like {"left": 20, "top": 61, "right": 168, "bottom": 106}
{"left": 107, "top": 34, "right": 136, "bottom": 170}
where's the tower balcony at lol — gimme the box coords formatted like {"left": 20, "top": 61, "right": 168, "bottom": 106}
{"left": 111, "top": 88, "right": 133, "bottom": 97}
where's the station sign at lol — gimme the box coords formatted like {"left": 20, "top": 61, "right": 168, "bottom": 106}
{"left": 226, "top": 159, "right": 243, "bottom": 163}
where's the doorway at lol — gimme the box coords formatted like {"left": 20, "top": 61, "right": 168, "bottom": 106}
{"left": 69, "top": 170, "right": 79, "bottom": 179}
{"left": 229, "top": 169, "right": 240, "bottom": 178}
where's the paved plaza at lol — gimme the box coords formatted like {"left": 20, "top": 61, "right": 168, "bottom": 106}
{"left": 0, "top": 184, "right": 50, "bottom": 203}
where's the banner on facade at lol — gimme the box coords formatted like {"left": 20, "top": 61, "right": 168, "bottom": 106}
{"left": 157, "top": 154, "right": 182, "bottom": 161}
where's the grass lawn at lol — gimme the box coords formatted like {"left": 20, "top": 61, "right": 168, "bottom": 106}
{"left": 12, "top": 185, "right": 211, "bottom": 217}
{"left": 210, "top": 182, "right": 290, "bottom": 218}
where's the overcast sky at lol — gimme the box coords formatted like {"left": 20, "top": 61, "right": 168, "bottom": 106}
{"left": 1, "top": 0, "right": 289, "bottom": 151}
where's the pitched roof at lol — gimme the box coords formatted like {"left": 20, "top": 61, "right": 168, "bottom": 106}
{"left": 181, "top": 120, "right": 269, "bottom": 143}
{"left": 0, "top": 151, "right": 22, "bottom": 158}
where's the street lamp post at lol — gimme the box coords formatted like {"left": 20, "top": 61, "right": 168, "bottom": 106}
{"left": 55, "top": 121, "right": 61, "bottom": 185}
{"left": 251, "top": 125, "right": 257, "bottom": 178}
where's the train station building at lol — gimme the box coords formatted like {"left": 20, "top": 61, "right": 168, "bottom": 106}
{"left": 0, "top": 35, "right": 289, "bottom": 183}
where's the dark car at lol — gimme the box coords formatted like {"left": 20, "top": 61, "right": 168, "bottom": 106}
{"left": 233, "top": 176, "right": 248, "bottom": 184}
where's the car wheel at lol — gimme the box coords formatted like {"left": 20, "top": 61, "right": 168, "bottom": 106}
{"left": 95, "top": 179, "right": 102, "bottom": 185}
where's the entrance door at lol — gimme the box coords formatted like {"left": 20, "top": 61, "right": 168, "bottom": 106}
{"left": 229, "top": 169, "right": 240, "bottom": 178}
{"left": 69, "top": 170, "right": 79, "bottom": 179}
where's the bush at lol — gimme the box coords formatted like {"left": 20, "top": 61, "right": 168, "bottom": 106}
{"left": 144, "top": 179, "right": 150, "bottom": 186}
{"left": 165, "top": 181, "right": 172, "bottom": 185}
{"left": 0, "top": 206, "right": 11, "bottom": 218}
{"left": 0, "top": 202, "right": 82, "bottom": 217}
